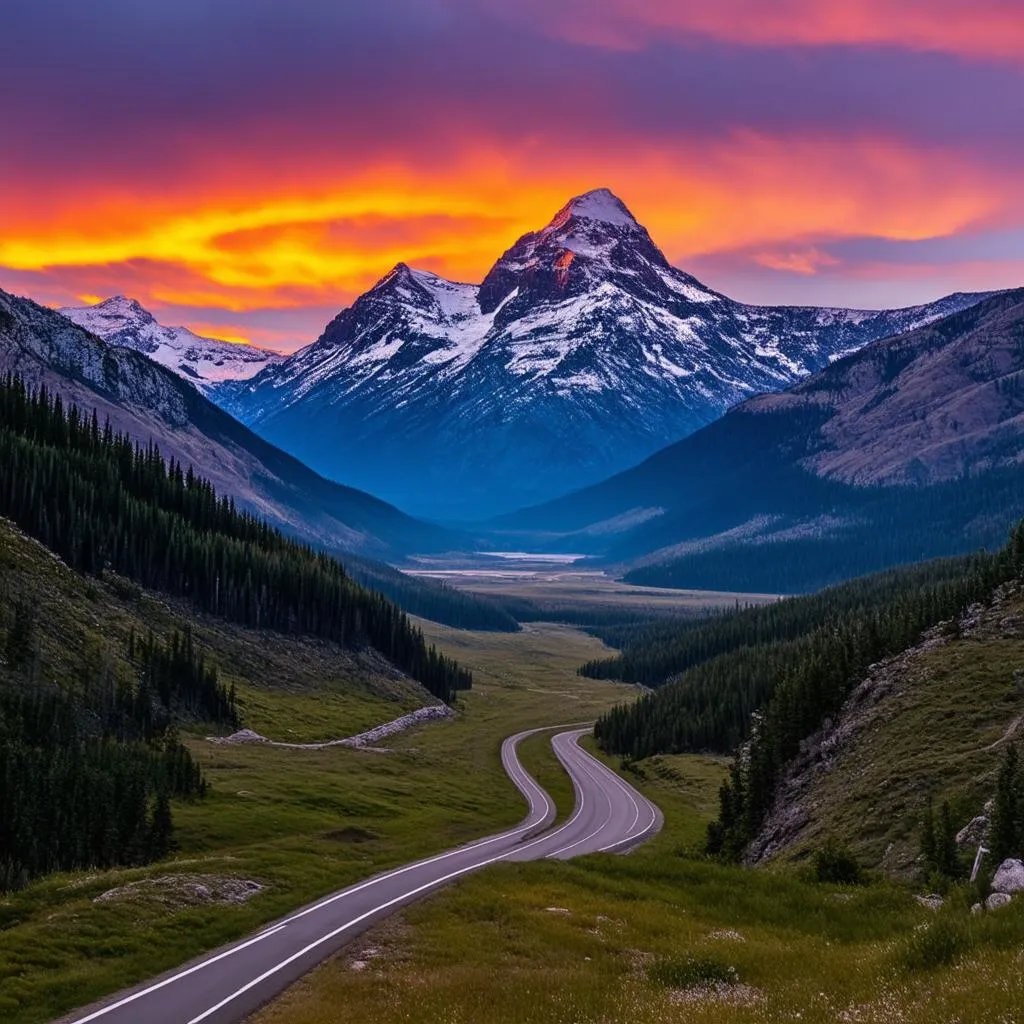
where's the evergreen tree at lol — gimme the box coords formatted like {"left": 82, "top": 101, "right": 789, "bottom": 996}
{"left": 148, "top": 791, "right": 175, "bottom": 860}
{"left": 592, "top": 517, "right": 1024, "bottom": 862}
{"left": 920, "top": 797, "right": 937, "bottom": 873}
{"left": 991, "top": 744, "right": 1023, "bottom": 862}
{"left": 936, "top": 801, "right": 962, "bottom": 880}
{"left": 0, "top": 373, "right": 472, "bottom": 703}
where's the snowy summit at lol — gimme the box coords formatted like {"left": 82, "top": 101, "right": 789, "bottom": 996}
{"left": 59, "top": 296, "right": 282, "bottom": 395}
{"left": 217, "top": 188, "right": 992, "bottom": 519}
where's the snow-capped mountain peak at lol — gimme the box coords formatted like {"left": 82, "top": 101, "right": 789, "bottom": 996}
{"left": 550, "top": 187, "right": 641, "bottom": 230}
{"left": 219, "top": 191, "right": 998, "bottom": 519}
{"left": 59, "top": 296, "right": 283, "bottom": 394}
{"left": 478, "top": 188, "right": 681, "bottom": 314}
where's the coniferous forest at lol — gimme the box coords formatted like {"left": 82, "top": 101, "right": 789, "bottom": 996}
{"left": 0, "top": 374, "right": 472, "bottom": 703}
{"left": 0, "top": 609, "right": 230, "bottom": 890}
{"left": 0, "top": 371, "right": 474, "bottom": 890}
{"left": 593, "top": 522, "right": 1024, "bottom": 860}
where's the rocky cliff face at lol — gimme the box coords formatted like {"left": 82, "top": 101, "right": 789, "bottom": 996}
{"left": 746, "top": 581, "right": 1024, "bottom": 877}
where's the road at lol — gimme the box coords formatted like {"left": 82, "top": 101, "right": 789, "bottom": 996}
{"left": 62, "top": 727, "right": 662, "bottom": 1024}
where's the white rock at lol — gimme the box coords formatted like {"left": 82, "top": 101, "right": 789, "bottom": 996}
{"left": 207, "top": 728, "right": 268, "bottom": 745}
{"left": 986, "top": 892, "right": 1013, "bottom": 911}
{"left": 914, "top": 893, "right": 944, "bottom": 911}
{"left": 971, "top": 902, "right": 983, "bottom": 915}
{"left": 991, "top": 858, "right": 1024, "bottom": 894}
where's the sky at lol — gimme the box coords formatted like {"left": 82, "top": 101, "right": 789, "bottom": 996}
{"left": 1, "top": 0, "right": 1022, "bottom": 353}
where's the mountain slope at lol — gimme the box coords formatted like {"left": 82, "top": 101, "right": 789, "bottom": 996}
{"left": 747, "top": 578, "right": 1024, "bottom": 875}
{"left": 221, "top": 188, "right": 992, "bottom": 519}
{"left": 0, "top": 286, "right": 455, "bottom": 558}
{"left": 496, "top": 290, "right": 1024, "bottom": 590}
{"left": 59, "top": 296, "right": 282, "bottom": 394}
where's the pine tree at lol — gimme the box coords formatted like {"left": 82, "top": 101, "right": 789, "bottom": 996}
{"left": 148, "top": 791, "right": 175, "bottom": 860}
{"left": 936, "top": 801, "right": 962, "bottom": 880}
{"left": 991, "top": 744, "right": 1022, "bottom": 862}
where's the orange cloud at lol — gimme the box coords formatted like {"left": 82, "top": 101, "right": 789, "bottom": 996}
{"left": 753, "top": 246, "right": 841, "bottom": 275}
{"left": 2, "top": 133, "right": 1021, "bottom": 349}
{"left": 185, "top": 324, "right": 256, "bottom": 347}
{"left": 503, "top": 0, "right": 1024, "bottom": 60}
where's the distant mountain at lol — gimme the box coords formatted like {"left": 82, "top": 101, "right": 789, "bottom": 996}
{"left": 0, "top": 286, "right": 456, "bottom": 559}
{"left": 59, "top": 295, "right": 283, "bottom": 395}
{"left": 220, "top": 188, "right": 994, "bottom": 519}
{"left": 493, "top": 289, "right": 1024, "bottom": 592}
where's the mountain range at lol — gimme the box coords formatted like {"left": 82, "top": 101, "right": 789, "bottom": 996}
{"left": 0, "top": 286, "right": 455, "bottom": 558}
{"left": 59, "top": 295, "right": 282, "bottom": 395}
{"left": 4, "top": 187, "right": 1019, "bottom": 597}
{"left": 494, "top": 288, "right": 1024, "bottom": 592}
{"left": 211, "top": 188, "right": 994, "bottom": 519}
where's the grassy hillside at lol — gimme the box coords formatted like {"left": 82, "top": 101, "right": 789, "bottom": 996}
{"left": 0, "top": 519, "right": 627, "bottom": 1023}
{"left": 750, "top": 579, "right": 1024, "bottom": 877}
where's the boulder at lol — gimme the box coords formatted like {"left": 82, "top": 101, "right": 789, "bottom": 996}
{"left": 971, "top": 902, "right": 983, "bottom": 915}
{"left": 991, "top": 858, "right": 1024, "bottom": 894}
{"left": 955, "top": 815, "right": 989, "bottom": 849}
{"left": 986, "top": 892, "right": 1013, "bottom": 911}
{"left": 914, "top": 893, "right": 944, "bottom": 911}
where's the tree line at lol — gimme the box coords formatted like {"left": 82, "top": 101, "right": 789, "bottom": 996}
{"left": 0, "top": 609, "right": 226, "bottom": 891}
{"left": 592, "top": 521, "right": 1024, "bottom": 862}
{"left": 592, "top": 554, "right": 997, "bottom": 753}
{"left": 0, "top": 374, "right": 471, "bottom": 703}
{"left": 340, "top": 553, "right": 521, "bottom": 633}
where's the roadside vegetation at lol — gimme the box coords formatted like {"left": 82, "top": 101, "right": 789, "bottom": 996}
{"left": 250, "top": 746, "right": 1024, "bottom": 1024}
{"left": 0, "top": 518, "right": 625, "bottom": 1024}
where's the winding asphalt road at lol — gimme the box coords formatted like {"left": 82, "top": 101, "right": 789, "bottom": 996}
{"left": 61, "top": 726, "right": 662, "bottom": 1024}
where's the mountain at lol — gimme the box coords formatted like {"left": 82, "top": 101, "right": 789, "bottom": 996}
{"left": 494, "top": 289, "right": 1024, "bottom": 591}
{"left": 220, "top": 188, "right": 994, "bottom": 519}
{"left": 58, "top": 295, "right": 283, "bottom": 395}
{"left": 0, "top": 286, "right": 456, "bottom": 558}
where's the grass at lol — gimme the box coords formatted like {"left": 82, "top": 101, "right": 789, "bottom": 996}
{"left": 250, "top": 753, "right": 1024, "bottom": 1024}
{"left": 515, "top": 729, "right": 579, "bottom": 827}
{"left": 244, "top": 588, "right": 1024, "bottom": 1024}
{"left": 12, "top": 520, "right": 1024, "bottom": 1024}
{"left": 761, "top": 586, "right": 1024, "bottom": 876}
{"left": 0, "top": 523, "right": 632, "bottom": 1024}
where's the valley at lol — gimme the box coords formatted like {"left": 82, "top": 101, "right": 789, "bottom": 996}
{"left": 4, "top": 4, "right": 1024, "bottom": 1022}
{"left": 0, "top": 516, "right": 639, "bottom": 1024}
{"left": 4, "top": 280, "right": 1024, "bottom": 1023}
{"left": 405, "top": 551, "right": 779, "bottom": 619}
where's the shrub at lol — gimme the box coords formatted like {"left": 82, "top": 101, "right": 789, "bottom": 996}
{"left": 647, "top": 955, "right": 736, "bottom": 989}
{"left": 898, "top": 913, "right": 974, "bottom": 972}
{"left": 813, "top": 840, "right": 864, "bottom": 885}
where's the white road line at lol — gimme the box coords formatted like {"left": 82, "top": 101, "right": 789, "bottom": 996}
{"left": 67, "top": 727, "right": 561, "bottom": 1024}
{"left": 544, "top": 738, "right": 616, "bottom": 858}
{"left": 581, "top": 747, "right": 660, "bottom": 849}
{"left": 187, "top": 732, "right": 600, "bottom": 1024}
{"left": 278, "top": 728, "right": 557, "bottom": 926}
{"left": 68, "top": 926, "right": 288, "bottom": 1024}
{"left": 70, "top": 722, "right": 658, "bottom": 1024}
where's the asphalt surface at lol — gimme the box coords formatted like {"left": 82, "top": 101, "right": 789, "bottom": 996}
{"left": 62, "top": 726, "right": 663, "bottom": 1024}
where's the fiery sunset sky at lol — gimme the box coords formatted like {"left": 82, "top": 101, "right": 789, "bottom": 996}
{"left": 2, "top": 0, "right": 1022, "bottom": 352}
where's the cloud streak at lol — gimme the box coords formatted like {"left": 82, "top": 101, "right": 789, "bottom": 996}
{"left": 1, "top": 0, "right": 1020, "bottom": 350}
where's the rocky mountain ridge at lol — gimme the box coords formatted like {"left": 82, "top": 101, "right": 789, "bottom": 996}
{"left": 220, "top": 188, "right": 994, "bottom": 518}
{"left": 0, "top": 286, "right": 455, "bottom": 557}
{"left": 59, "top": 295, "right": 282, "bottom": 395}
{"left": 492, "top": 289, "right": 1024, "bottom": 592}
